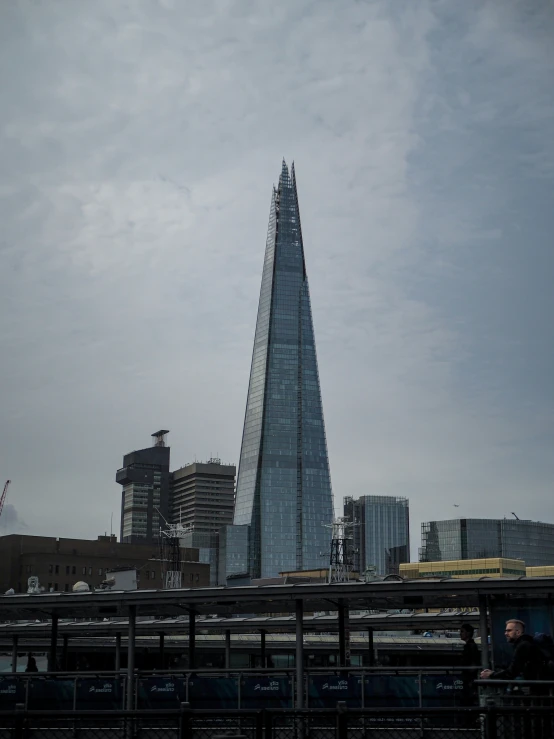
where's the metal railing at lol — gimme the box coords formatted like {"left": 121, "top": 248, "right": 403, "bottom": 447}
{"left": 2, "top": 703, "right": 554, "bottom": 738}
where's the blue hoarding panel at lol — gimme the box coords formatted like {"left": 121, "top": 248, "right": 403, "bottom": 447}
{"left": 27, "top": 679, "right": 74, "bottom": 710}
{"left": 137, "top": 677, "right": 185, "bottom": 708}
{"left": 75, "top": 678, "right": 124, "bottom": 710}
{"left": 308, "top": 675, "right": 362, "bottom": 708}
{"left": 0, "top": 677, "right": 25, "bottom": 710}
{"left": 240, "top": 676, "right": 292, "bottom": 708}
{"left": 188, "top": 677, "right": 239, "bottom": 709}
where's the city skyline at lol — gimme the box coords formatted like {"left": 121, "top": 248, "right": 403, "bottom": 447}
{"left": 1, "top": 2, "right": 553, "bottom": 559}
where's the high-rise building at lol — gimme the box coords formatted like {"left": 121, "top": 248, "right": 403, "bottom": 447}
{"left": 232, "top": 161, "right": 334, "bottom": 580}
{"left": 116, "top": 431, "right": 171, "bottom": 544}
{"left": 420, "top": 518, "right": 554, "bottom": 567}
{"left": 344, "top": 495, "right": 410, "bottom": 577}
{"left": 170, "top": 459, "right": 236, "bottom": 586}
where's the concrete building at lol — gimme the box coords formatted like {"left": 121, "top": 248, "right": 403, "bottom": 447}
{"left": 344, "top": 495, "right": 410, "bottom": 577}
{"left": 170, "top": 459, "right": 236, "bottom": 586}
{"left": 420, "top": 518, "right": 554, "bottom": 567}
{"left": 116, "top": 430, "right": 171, "bottom": 544}
{"left": 400, "top": 557, "right": 526, "bottom": 579}
{"left": 0, "top": 534, "right": 209, "bottom": 594}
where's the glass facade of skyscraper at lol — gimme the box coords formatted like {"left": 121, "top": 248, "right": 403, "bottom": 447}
{"left": 233, "top": 161, "right": 334, "bottom": 579}
{"left": 344, "top": 495, "right": 410, "bottom": 576}
{"left": 420, "top": 518, "right": 554, "bottom": 567}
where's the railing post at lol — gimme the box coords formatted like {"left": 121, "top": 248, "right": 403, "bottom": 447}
{"left": 14, "top": 702, "right": 25, "bottom": 739}
{"left": 255, "top": 708, "right": 264, "bottom": 739}
{"left": 337, "top": 701, "right": 348, "bottom": 739}
{"left": 264, "top": 708, "right": 273, "bottom": 739}
{"left": 179, "top": 701, "right": 191, "bottom": 739}
{"left": 484, "top": 705, "right": 497, "bottom": 739}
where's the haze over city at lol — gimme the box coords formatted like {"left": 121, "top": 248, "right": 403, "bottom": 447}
{"left": 1, "top": 0, "right": 553, "bottom": 558}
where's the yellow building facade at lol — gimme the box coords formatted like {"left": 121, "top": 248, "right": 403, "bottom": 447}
{"left": 526, "top": 565, "right": 554, "bottom": 577}
{"left": 400, "top": 558, "right": 526, "bottom": 579}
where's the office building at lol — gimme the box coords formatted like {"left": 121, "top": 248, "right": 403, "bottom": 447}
{"left": 116, "top": 430, "right": 171, "bottom": 544}
{"left": 420, "top": 518, "right": 554, "bottom": 567}
{"left": 400, "top": 557, "right": 526, "bottom": 579}
{"left": 170, "top": 459, "right": 236, "bottom": 586}
{"left": 344, "top": 495, "right": 410, "bottom": 576}
{"left": 0, "top": 534, "right": 208, "bottom": 594}
{"left": 232, "top": 161, "right": 334, "bottom": 580}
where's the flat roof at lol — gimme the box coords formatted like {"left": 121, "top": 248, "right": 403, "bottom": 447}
{"left": 0, "top": 577, "right": 552, "bottom": 622}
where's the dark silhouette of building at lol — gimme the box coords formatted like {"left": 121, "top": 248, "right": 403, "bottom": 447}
{"left": 116, "top": 430, "right": 171, "bottom": 544}
{"left": 232, "top": 161, "right": 334, "bottom": 580}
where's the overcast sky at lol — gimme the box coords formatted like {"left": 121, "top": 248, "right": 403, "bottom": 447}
{"left": 1, "top": 0, "right": 553, "bottom": 558}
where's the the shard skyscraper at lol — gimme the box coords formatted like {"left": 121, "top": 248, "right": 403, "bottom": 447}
{"left": 233, "top": 161, "right": 334, "bottom": 580}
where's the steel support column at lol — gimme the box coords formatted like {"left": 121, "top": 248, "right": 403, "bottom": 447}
{"left": 295, "top": 599, "right": 304, "bottom": 708}
{"left": 11, "top": 635, "right": 18, "bottom": 673}
{"left": 126, "top": 605, "right": 136, "bottom": 711}
{"left": 478, "top": 595, "right": 489, "bottom": 669}
{"left": 158, "top": 632, "right": 165, "bottom": 669}
{"left": 189, "top": 611, "right": 196, "bottom": 670}
{"left": 115, "top": 632, "right": 121, "bottom": 672}
{"left": 338, "top": 600, "right": 346, "bottom": 666}
{"left": 225, "top": 629, "right": 231, "bottom": 669}
{"left": 48, "top": 614, "right": 58, "bottom": 672}
{"left": 62, "top": 635, "right": 69, "bottom": 670}
{"left": 260, "top": 630, "right": 266, "bottom": 668}
{"left": 368, "top": 627, "right": 375, "bottom": 667}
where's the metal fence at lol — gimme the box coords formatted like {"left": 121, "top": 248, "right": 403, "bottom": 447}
{"left": 1, "top": 704, "right": 554, "bottom": 739}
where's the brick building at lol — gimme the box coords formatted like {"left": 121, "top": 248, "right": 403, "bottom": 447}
{"left": 0, "top": 534, "right": 209, "bottom": 593}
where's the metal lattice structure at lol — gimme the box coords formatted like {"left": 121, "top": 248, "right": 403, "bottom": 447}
{"left": 324, "top": 517, "right": 357, "bottom": 583}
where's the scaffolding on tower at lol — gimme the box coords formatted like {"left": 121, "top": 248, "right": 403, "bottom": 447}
{"left": 324, "top": 517, "right": 358, "bottom": 583}
{"left": 156, "top": 509, "right": 191, "bottom": 589}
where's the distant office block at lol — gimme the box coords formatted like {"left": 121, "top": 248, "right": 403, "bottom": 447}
{"left": 116, "top": 431, "right": 171, "bottom": 544}
{"left": 170, "top": 459, "right": 235, "bottom": 534}
{"left": 344, "top": 495, "right": 410, "bottom": 576}
{"left": 420, "top": 518, "right": 554, "bottom": 567}
{"left": 170, "top": 459, "right": 235, "bottom": 587}
{"left": 401, "top": 557, "right": 526, "bottom": 579}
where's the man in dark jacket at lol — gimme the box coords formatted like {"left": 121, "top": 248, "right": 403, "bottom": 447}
{"left": 480, "top": 619, "right": 544, "bottom": 680}
{"left": 460, "top": 623, "right": 480, "bottom": 704}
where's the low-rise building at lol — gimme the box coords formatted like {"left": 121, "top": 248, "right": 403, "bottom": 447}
{"left": 0, "top": 534, "right": 209, "bottom": 593}
{"left": 400, "top": 557, "right": 526, "bottom": 579}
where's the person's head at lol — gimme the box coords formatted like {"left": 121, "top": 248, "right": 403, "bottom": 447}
{"left": 460, "top": 623, "right": 474, "bottom": 642}
{"left": 505, "top": 619, "right": 525, "bottom": 643}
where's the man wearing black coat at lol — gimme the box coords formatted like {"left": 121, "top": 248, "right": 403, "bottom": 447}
{"left": 480, "top": 619, "right": 544, "bottom": 681}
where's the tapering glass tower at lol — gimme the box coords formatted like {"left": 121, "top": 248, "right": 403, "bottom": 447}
{"left": 234, "top": 161, "right": 334, "bottom": 579}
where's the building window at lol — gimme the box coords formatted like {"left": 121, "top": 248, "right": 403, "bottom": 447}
{"left": 48, "top": 564, "right": 53, "bottom": 574}
{"left": 145, "top": 571, "right": 150, "bottom": 580}
{"left": 72, "top": 566, "right": 76, "bottom": 575}
{"left": 98, "top": 568, "right": 103, "bottom": 576}
{"left": 55, "top": 565, "right": 59, "bottom": 574}
{"left": 82, "top": 567, "right": 86, "bottom": 575}
{"left": 88, "top": 567, "right": 92, "bottom": 576}
{"left": 48, "top": 583, "right": 52, "bottom": 591}
{"left": 151, "top": 571, "right": 155, "bottom": 580}
{"left": 190, "top": 573, "right": 194, "bottom": 582}
{"left": 66, "top": 565, "right": 70, "bottom": 575}
{"left": 64, "top": 584, "right": 70, "bottom": 592}
{"left": 54, "top": 583, "right": 58, "bottom": 591}
{"left": 26, "top": 565, "right": 32, "bottom": 574}
{"left": 196, "top": 573, "right": 199, "bottom": 583}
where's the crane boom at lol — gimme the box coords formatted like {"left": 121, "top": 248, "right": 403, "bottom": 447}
{"left": 0, "top": 480, "right": 11, "bottom": 520}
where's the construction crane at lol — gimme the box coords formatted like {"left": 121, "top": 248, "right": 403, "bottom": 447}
{"left": 0, "top": 480, "right": 11, "bottom": 521}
